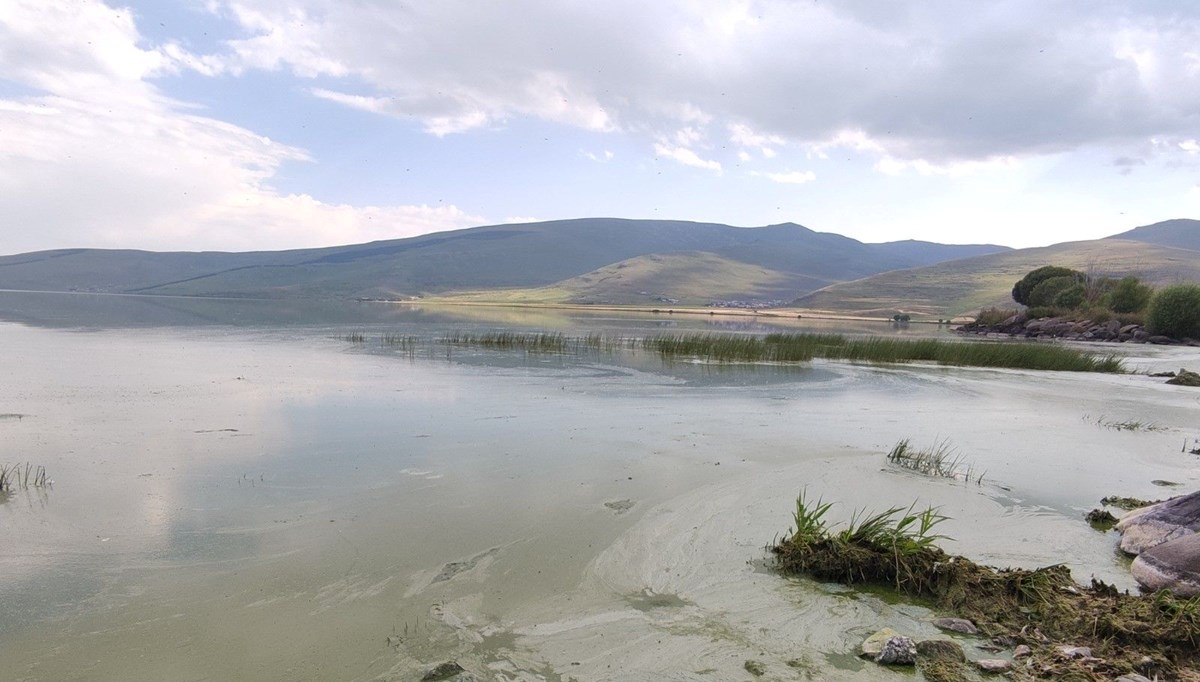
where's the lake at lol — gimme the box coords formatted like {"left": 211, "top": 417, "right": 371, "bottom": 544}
{"left": 1, "top": 291, "right": 1197, "bottom": 681}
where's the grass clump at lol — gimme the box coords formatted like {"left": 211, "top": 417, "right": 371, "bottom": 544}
{"left": 886, "top": 439, "right": 983, "bottom": 484}
{"left": 774, "top": 493, "right": 1200, "bottom": 679}
{"left": 1089, "top": 415, "right": 1166, "bottom": 432}
{"left": 0, "top": 463, "right": 50, "bottom": 493}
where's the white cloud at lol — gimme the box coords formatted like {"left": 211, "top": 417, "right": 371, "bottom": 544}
{"left": 582, "top": 149, "right": 614, "bottom": 163}
{"left": 653, "top": 143, "right": 721, "bottom": 172}
{"left": 197, "top": 0, "right": 1200, "bottom": 167}
{"left": 0, "top": 0, "right": 480, "bottom": 253}
{"left": 753, "top": 170, "right": 816, "bottom": 185}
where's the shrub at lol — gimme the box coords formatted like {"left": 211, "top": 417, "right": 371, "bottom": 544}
{"left": 1028, "top": 275, "right": 1079, "bottom": 307}
{"left": 975, "top": 307, "right": 1020, "bottom": 326}
{"left": 1147, "top": 284, "right": 1200, "bottom": 339}
{"left": 1106, "top": 276, "right": 1153, "bottom": 314}
{"left": 1053, "top": 283, "right": 1087, "bottom": 309}
{"left": 1012, "top": 266, "right": 1083, "bottom": 306}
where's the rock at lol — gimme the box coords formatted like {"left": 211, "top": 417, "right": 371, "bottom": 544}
{"left": 1149, "top": 371, "right": 1177, "bottom": 378}
{"left": 743, "top": 660, "right": 767, "bottom": 676}
{"left": 861, "top": 627, "right": 901, "bottom": 658}
{"left": 422, "top": 662, "right": 467, "bottom": 681}
{"left": 1167, "top": 369, "right": 1200, "bottom": 387}
{"left": 1057, "top": 645, "right": 1092, "bottom": 659}
{"left": 916, "top": 639, "right": 966, "bottom": 663}
{"left": 1120, "top": 324, "right": 1141, "bottom": 334}
{"left": 931, "top": 617, "right": 978, "bottom": 634}
{"left": 975, "top": 659, "right": 1012, "bottom": 673}
{"left": 1118, "top": 490, "right": 1200, "bottom": 554}
{"left": 1131, "top": 532, "right": 1200, "bottom": 596}
{"left": 1134, "top": 329, "right": 1150, "bottom": 340}
{"left": 1116, "top": 675, "right": 1153, "bottom": 682}
{"left": 1013, "top": 645, "right": 1032, "bottom": 658}
{"left": 875, "top": 636, "right": 918, "bottom": 665}
{"left": 1106, "top": 319, "right": 1122, "bottom": 334}
{"left": 1148, "top": 335, "right": 1173, "bottom": 344}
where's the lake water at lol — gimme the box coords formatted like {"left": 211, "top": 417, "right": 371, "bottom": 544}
{"left": 1, "top": 292, "right": 1198, "bottom": 681}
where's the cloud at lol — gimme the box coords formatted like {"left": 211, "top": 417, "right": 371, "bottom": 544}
{"left": 199, "top": 0, "right": 1200, "bottom": 169}
{"left": 753, "top": 170, "right": 816, "bottom": 185}
{"left": 653, "top": 143, "right": 721, "bottom": 172}
{"left": 0, "top": 0, "right": 480, "bottom": 253}
{"left": 582, "top": 149, "right": 614, "bottom": 163}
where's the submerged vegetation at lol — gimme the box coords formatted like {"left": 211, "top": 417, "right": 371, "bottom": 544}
{"left": 774, "top": 494, "right": 1200, "bottom": 679}
{"left": 886, "top": 439, "right": 984, "bottom": 484}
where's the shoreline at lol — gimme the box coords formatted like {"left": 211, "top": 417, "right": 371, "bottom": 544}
{"left": 397, "top": 298, "right": 959, "bottom": 326}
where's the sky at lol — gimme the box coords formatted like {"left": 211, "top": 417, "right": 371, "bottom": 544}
{"left": 1, "top": 0, "right": 1198, "bottom": 255}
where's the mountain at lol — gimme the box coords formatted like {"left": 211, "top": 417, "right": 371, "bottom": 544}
{"left": 1107, "top": 219, "right": 1200, "bottom": 251}
{"left": 0, "top": 218, "right": 1009, "bottom": 302}
{"left": 797, "top": 224, "right": 1200, "bottom": 318}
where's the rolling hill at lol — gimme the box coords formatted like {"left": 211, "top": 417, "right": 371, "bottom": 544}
{"left": 796, "top": 226, "right": 1200, "bottom": 318}
{"left": 0, "top": 218, "right": 1008, "bottom": 302}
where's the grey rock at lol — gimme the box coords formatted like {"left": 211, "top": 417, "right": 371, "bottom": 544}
{"left": 1013, "top": 644, "right": 1032, "bottom": 658}
{"left": 1116, "top": 675, "right": 1153, "bottom": 682}
{"left": 976, "top": 658, "right": 1012, "bottom": 673}
{"left": 875, "top": 636, "right": 918, "bottom": 665}
{"left": 1118, "top": 490, "right": 1200, "bottom": 555}
{"left": 916, "top": 639, "right": 965, "bottom": 663}
{"left": 1131, "top": 532, "right": 1200, "bottom": 597}
{"left": 1167, "top": 369, "right": 1200, "bottom": 387}
{"left": 931, "top": 617, "right": 978, "bottom": 634}
{"left": 861, "top": 628, "right": 901, "bottom": 658}
{"left": 422, "top": 662, "right": 468, "bottom": 681}
{"left": 1120, "top": 324, "right": 1141, "bottom": 334}
{"left": 1057, "top": 645, "right": 1092, "bottom": 659}
{"left": 1148, "top": 335, "right": 1173, "bottom": 344}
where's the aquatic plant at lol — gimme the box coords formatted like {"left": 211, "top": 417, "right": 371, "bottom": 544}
{"left": 885, "top": 439, "right": 983, "bottom": 484}
{"left": 342, "top": 331, "right": 367, "bottom": 343}
{"left": 774, "top": 494, "right": 1200, "bottom": 679}
{"left": 0, "top": 463, "right": 50, "bottom": 493}
{"left": 1090, "top": 415, "right": 1166, "bottom": 432}
{"left": 644, "top": 332, "right": 1124, "bottom": 372}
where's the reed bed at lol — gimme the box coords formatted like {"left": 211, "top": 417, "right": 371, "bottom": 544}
{"left": 644, "top": 332, "right": 1124, "bottom": 372}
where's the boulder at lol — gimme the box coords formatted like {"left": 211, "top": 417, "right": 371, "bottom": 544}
{"left": 876, "top": 636, "right": 918, "bottom": 665}
{"left": 976, "top": 659, "right": 1012, "bottom": 673}
{"left": 1131, "top": 532, "right": 1200, "bottom": 596}
{"left": 1013, "top": 645, "right": 1032, "bottom": 658}
{"left": 861, "top": 628, "right": 901, "bottom": 659}
{"left": 1148, "top": 335, "right": 1173, "bottom": 344}
{"left": 916, "top": 639, "right": 966, "bottom": 663}
{"left": 1166, "top": 369, "right": 1200, "bottom": 387}
{"left": 1117, "top": 490, "right": 1200, "bottom": 555}
{"left": 422, "top": 662, "right": 469, "bottom": 681}
{"left": 1120, "top": 324, "right": 1141, "bottom": 335}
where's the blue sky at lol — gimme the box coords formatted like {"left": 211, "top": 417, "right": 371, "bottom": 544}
{"left": 1, "top": 0, "right": 1198, "bottom": 254}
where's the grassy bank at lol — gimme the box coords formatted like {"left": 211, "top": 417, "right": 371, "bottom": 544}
{"left": 773, "top": 494, "right": 1200, "bottom": 680}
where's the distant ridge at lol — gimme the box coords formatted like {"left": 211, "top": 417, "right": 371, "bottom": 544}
{"left": 0, "top": 218, "right": 1009, "bottom": 303}
{"left": 796, "top": 219, "right": 1200, "bottom": 318}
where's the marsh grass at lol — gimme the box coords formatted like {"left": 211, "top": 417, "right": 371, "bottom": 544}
{"left": 774, "top": 493, "right": 1200, "bottom": 679}
{"left": 341, "top": 331, "right": 367, "bottom": 343}
{"left": 0, "top": 463, "right": 49, "bottom": 493}
{"left": 644, "top": 332, "right": 1123, "bottom": 372}
{"left": 886, "top": 439, "right": 984, "bottom": 484}
{"left": 1089, "top": 415, "right": 1167, "bottom": 432}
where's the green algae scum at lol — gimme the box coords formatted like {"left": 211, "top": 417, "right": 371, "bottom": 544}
{"left": 773, "top": 494, "right": 1200, "bottom": 680}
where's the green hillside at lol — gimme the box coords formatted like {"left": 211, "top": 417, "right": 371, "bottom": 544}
{"left": 796, "top": 238, "right": 1200, "bottom": 318}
